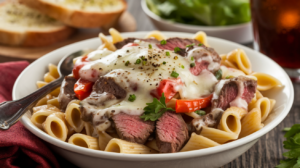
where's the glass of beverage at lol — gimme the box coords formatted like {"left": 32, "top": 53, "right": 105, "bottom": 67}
{"left": 250, "top": 0, "right": 300, "bottom": 81}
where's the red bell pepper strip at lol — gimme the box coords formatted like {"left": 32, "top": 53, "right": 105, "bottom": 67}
{"left": 74, "top": 78, "right": 94, "bottom": 100}
{"left": 175, "top": 94, "right": 213, "bottom": 113}
{"left": 156, "top": 78, "right": 182, "bottom": 103}
{"left": 72, "top": 55, "right": 89, "bottom": 80}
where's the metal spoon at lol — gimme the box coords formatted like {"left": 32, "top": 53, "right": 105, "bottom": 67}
{"left": 0, "top": 50, "right": 87, "bottom": 130}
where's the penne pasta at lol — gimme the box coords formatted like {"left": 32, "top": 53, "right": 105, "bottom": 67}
{"left": 248, "top": 97, "right": 272, "bottom": 122}
{"left": 47, "top": 97, "right": 60, "bottom": 109}
{"left": 43, "top": 112, "right": 68, "bottom": 141}
{"left": 65, "top": 102, "right": 84, "bottom": 133}
{"left": 239, "top": 108, "right": 264, "bottom": 138}
{"left": 218, "top": 107, "right": 244, "bottom": 135}
{"left": 98, "top": 131, "right": 113, "bottom": 150}
{"left": 181, "top": 133, "right": 220, "bottom": 152}
{"left": 250, "top": 72, "right": 283, "bottom": 91}
{"left": 193, "top": 31, "right": 208, "bottom": 46}
{"left": 98, "top": 33, "right": 117, "bottom": 51}
{"left": 105, "top": 139, "right": 157, "bottom": 154}
{"left": 109, "top": 28, "right": 124, "bottom": 44}
{"left": 35, "top": 94, "right": 52, "bottom": 107}
{"left": 68, "top": 133, "right": 99, "bottom": 150}
{"left": 31, "top": 109, "right": 56, "bottom": 129}
{"left": 145, "top": 30, "right": 166, "bottom": 41}
{"left": 200, "top": 126, "right": 238, "bottom": 144}
{"left": 48, "top": 64, "right": 60, "bottom": 79}
{"left": 225, "top": 49, "right": 252, "bottom": 75}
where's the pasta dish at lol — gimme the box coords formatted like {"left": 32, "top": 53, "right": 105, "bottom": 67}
{"left": 31, "top": 29, "right": 283, "bottom": 154}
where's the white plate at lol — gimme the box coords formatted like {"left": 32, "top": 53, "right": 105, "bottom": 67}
{"left": 13, "top": 32, "right": 293, "bottom": 168}
{"left": 141, "top": 0, "right": 253, "bottom": 44}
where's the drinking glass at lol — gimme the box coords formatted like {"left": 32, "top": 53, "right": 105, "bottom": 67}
{"left": 250, "top": 0, "right": 300, "bottom": 80}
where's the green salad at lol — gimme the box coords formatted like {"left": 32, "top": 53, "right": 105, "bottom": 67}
{"left": 146, "top": 0, "right": 251, "bottom": 26}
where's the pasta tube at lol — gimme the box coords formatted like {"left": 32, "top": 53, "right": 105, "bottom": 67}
{"left": 181, "top": 133, "right": 220, "bottom": 152}
{"left": 105, "top": 139, "right": 157, "bottom": 154}
{"left": 43, "top": 112, "right": 68, "bottom": 141}
{"left": 68, "top": 133, "right": 99, "bottom": 150}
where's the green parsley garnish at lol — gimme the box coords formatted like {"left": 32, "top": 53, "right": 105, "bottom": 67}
{"left": 276, "top": 124, "right": 300, "bottom": 168}
{"left": 186, "top": 43, "right": 195, "bottom": 47}
{"left": 125, "top": 61, "right": 130, "bottom": 66}
{"left": 226, "top": 76, "right": 231, "bottom": 79}
{"left": 171, "top": 71, "right": 179, "bottom": 78}
{"left": 198, "top": 43, "right": 203, "bottom": 46}
{"left": 190, "top": 63, "right": 195, "bottom": 67}
{"left": 149, "top": 44, "right": 152, "bottom": 49}
{"left": 142, "top": 60, "right": 147, "bottom": 65}
{"left": 135, "top": 59, "right": 141, "bottom": 64}
{"left": 215, "top": 69, "right": 222, "bottom": 80}
{"left": 163, "top": 61, "right": 166, "bottom": 65}
{"left": 160, "top": 40, "right": 167, "bottom": 45}
{"left": 174, "top": 47, "right": 181, "bottom": 53}
{"left": 195, "top": 110, "right": 206, "bottom": 116}
{"left": 181, "top": 65, "right": 184, "bottom": 69}
{"left": 140, "top": 93, "right": 174, "bottom": 121}
{"left": 166, "top": 51, "right": 170, "bottom": 56}
{"left": 191, "top": 56, "right": 194, "bottom": 61}
{"left": 128, "top": 94, "right": 136, "bottom": 102}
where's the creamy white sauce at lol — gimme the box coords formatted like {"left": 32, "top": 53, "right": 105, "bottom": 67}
{"left": 187, "top": 47, "right": 220, "bottom": 72}
{"left": 78, "top": 45, "right": 219, "bottom": 132}
{"left": 221, "top": 66, "right": 245, "bottom": 78}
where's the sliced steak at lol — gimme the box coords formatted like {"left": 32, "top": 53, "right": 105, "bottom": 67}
{"left": 112, "top": 112, "right": 155, "bottom": 144}
{"left": 80, "top": 76, "right": 127, "bottom": 122}
{"left": 156, "top": 111, "right": 189, "bottom": 153}
{"left": 157, "top": 38, "right": 200, "bottom": 52}
{"left": 212, "top": 76, "right": 257, "bottom": 110}
{"left": 58, "top": 76, "right": 77, "bottom": 111}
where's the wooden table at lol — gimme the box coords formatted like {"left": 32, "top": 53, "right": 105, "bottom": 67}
{"left": 1, "top": 0, "right": 295, "bottom": 167}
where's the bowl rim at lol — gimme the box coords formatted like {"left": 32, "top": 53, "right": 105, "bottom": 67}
{"left": 141, "top": 0, "right": 252, "bottom": 31}
{"left": 13, "top": 31, "right": 294, "bottom": 161}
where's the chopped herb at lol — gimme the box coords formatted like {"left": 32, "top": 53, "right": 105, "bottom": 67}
{"left": 195, "top": 110, "right": 206, "bottom": 116}
{"left": 174, "top": 47, "right": 181, "bottom": 53}
{"left": 198, "top": 43, "right": 203, "bottom": 46}
{"left": 226, "top": 76, "right": 231, "bottom": 79}
{"left": 166, "top": 51, "right": 170, "bottom": 56}
{"left": 171, "top": 71, "right": 179, "bottom": 78}
{"left": 128, "top": 94, "right": 136, "bottom": 102}
{"left": 149, "top": 44, "right": 152, "bottom": 49}
{"left": 186, "top": 43, "right": 195, "bottom": 47}
{"left": 181, "top": 65, "right": 184, "bottom": 69}
{"left": 215, "top": 69, "right": 222, "bottom": 80}
{"left": 276, "top": 124, "right": 300, "bottom": 168}
{"left": 125, "top": 61, "right": 130, "bottom": 66}
{"left": 191, "top": 56, "right": 194, "bottom": 61}
{"left": 163, "top": 61, "right": 166, "bottom": 65}
{"left": 140, "top": 93, "right": 174, "bottom": 121}
{"left": 135, "top": 59, "right": 141, "bottom": 64}
{"left": 190, "top": 63, "right": 195, "bottom": 67}
{"left": 160, "top": 40, "right": 167, "bottom": 45}
{"left": 142, "top": 60, "right": 147, "bottom": 65}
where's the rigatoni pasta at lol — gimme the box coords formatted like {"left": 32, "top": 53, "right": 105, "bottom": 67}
{"left": 68, "top": 133, "right": 99, "bottom": 150}
{"left": 43, "top": 112, "right": 68, "bottom": 141}
{"left": 105, "top": 139, "right": 157, "bottom": 154}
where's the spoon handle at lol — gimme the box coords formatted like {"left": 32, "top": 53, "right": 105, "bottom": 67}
{"left": 0, "top": 76, "right": 64, "bottom": 130}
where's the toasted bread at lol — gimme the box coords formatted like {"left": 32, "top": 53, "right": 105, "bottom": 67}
{"left": 19, "top": 0, "right": 127, "bottom": 28}
{"left": 0, "top": 1, "right": 75, "bottom": 47}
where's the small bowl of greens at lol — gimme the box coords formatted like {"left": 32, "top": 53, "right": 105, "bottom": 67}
{"left": 141, "top": 0, "right": 253, "bottom": 44}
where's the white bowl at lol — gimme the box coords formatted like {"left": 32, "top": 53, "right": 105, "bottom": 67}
{"left": 141, "top": 0, "right": 253, "bottom": 44}
{"left": 13, "top": 32, "right": 293, "bottom": 168}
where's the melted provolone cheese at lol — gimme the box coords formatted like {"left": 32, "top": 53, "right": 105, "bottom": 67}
{"left": 78, "top": 45, "right": 219, "bottom": 132}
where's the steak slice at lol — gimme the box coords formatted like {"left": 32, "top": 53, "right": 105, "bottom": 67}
{"left": 112, "top": 112, "right": 155, "bottom": 144}
{"left": 156, "top": 111, "right": 189, "bottom": 153}
{"left": 80, "top": 76, "right": 127, "bottom": 122}
{"left": 212, "top": 76, "right": 257, "bottom": 110}
{"left": 58, "top": 76, "right": 77, "bottom": 111}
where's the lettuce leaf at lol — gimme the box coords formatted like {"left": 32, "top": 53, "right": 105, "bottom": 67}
{"left": 146, "top": 0, "right": 251, "bottom": 26}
